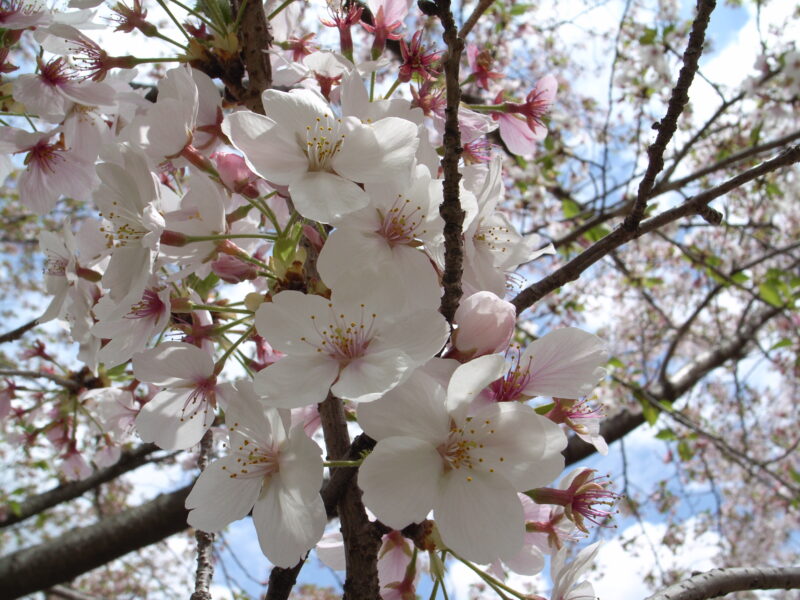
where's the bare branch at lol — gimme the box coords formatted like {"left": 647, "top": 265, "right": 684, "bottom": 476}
{"left": 624, "top": 0, "right": 717, "bottom": 230}
{"left": 436, "top": 0, "right": 466, "bottom": 324}
{"left": 0, "top": 484, "right": 192, "bottom": 599}
{"left": 231, "top": 0, "right": 273, "bottom": 113}
{"left": 458, "top": 0, "right": 494, "bottom": 38}
{"left": 0, "top": 319, "right": 38, "bottom": 345}
{"left": 0, "top": 444, "right": 159, "bottom": 529}
{"left": 512, "top": 144, "right": 800, "bottom": 314}
{"left": 645, "top": 566, "right": 800, "bottom": 600}
{"left": 0, "top": 369, "right": 80, "bottom": 391}
{"left": 190, "top": 431, "right": 216, "bottom": 600}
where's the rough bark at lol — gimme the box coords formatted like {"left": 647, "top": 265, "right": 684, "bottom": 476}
{"left": 0, "top": 485, "right": 192, "bottom": 599}
{"left": 645, "top": 566, "right": 800, "bottom": 600}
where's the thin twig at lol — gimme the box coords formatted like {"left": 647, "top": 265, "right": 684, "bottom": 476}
{"left": 624, "top": 0, "right": 717, "bottom": 231}
{"left": 0, "top": 319, "right": 38, "bottom": 344}
{"left": 511, "top": 144, "right": 800, "bottom": 314}
{"left": 190, "top": 431, "right": 216, "bottom": 600}
{"left": 458, "top": 0, "right": 494, "bottom": 38}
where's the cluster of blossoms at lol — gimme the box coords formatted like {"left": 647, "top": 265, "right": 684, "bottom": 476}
{"left": 0, "top": 0, "right": 617, "bottom": 597}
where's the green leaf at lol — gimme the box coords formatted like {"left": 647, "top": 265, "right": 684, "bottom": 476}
{"left": 759, "top": 282, "right": 783, "bottom": 307}
{"left": 790, "top": 467, "right": 800, "bottom": 485}
{"left": 655, "top": 428, "right": 676, "bottom": 441}
{"left": 509, "top": 3, "right": 535, "bottom": 14}
{"left": 730, "top": 272, "right": 749, "bottom": 284}
{"left": 634, "top": 389, "right": 659, "bottom": 425}
{"left": 770, "top": 338, "right": 793, "bottom": 350}
{"left": 585, "top": 225, "right": 610, "bottom": 243}
{"left": 677, "top": 440, "right": 694, "bottom": 461}
{"left": 561, "top": 198, "right": 581, "bottom": 219}
{"left": 607, "top": 357, "right": 624, "bottom": 368}
{"left": 191, "top": 272, "right": 220, "bottom": 300}
{"left": 535, "top": 402, "right": 554, "bottom": 415}
{"left": 8, "top": 500, "right": 21, "bottom": 517}
{"left": 639, "top": 27, "right": 658, "bottom": 45}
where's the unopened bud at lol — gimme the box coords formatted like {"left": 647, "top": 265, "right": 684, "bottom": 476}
{"left": 452, "top": 291, "right": 515, "bottom": 360}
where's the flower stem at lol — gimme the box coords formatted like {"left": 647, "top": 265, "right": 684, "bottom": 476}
{"left": 214, "top": 325, "right": 254, "bottom": 373}
{"left": 190, "top": 304, "right": 253, "bottom": 315}
{"left": 449, "top": 551, "right": 526, "bottom": 600}
{"left": 323, "top": 459, "right": 363, "bottom": 468}
{"left": 155, "top": 0, "right": 192, "bottom": 41}
{"left": 184, "top": 233, "right": 277, "bottom": 242}
{"left": 383, "top": 78, "right": 401, "bottom": 99}
{"left": 267, "top": 0, "right": 297, "bottom": 20}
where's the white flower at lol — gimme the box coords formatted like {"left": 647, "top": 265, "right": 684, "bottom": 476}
{"left": 550, "top": 542, "right": 600, "bottom": 600}
{"left": 223, "top": 88, "right": 419, "bottom": 223}
{"left": 94, "top": 144, "right": 165, "bottom": 306}
{"left": 186, "top": 381, "right": 326, "bottom": 568}
{"left": 488, "top": 328, "right": 608, "bottom": 402}
{"left": 254, "top": 290, "right": 449, "bottom": 407}
{"left": 132, "top": 342, "right": 219, "bottom": 450}
{"left": 358, "top": 357, "right": 567, "bottom": 564}
{"left": 316, "top": 163, "right": 444, "bottom": 313}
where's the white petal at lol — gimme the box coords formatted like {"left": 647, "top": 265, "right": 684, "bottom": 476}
{"left": 332, "top": 349, "right": 413, "bottom": 403}
{"left": 357, "top": 371, "right": 449, "bottom": 444}
{"left": 223, "top": 111, "right": 308, "bottom": 185}
{"left": 520, "top": 328, "right": 608, "bottom": 399}
{"left": 373, "top": 310, "right": 449, "bottom": 363}
{"left": 278, "top": 425, "right": 324, "bottom": 498}
{"left": 255, "top": 355, "right": 339, "bottom": 409}
{"left": 359, "top": 436, "right": 442, "bottom": 529}
{"left": 470, "top": 403, "right": 566, "bottom": 491}
{"left": 255, "top": 291, "right": 332, "bottom": 356}
{"left": 446, "top": 354, "right": 507, "bottom": 415}
{"left": 435, "top": 469, "right": 524, "bottom": 564}
{"left": 186, "top": 455, "right": 261, "bottom": 531}
{"left": 333, "top": 117, "right": 418, "bottom": 184}
{"left": 253, "top": 480, "right": 326, "bottom": 567}
{"left": 289, "top": 172, "right": 370, "bottom": 223}
{"left": 134, "top": 388, "right": 214, "bottom": 450}
{"left": 132, "top": 341, "right": 214, "bottom": 386}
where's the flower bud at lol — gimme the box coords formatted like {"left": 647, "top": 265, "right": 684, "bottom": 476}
{"left": 452, "top": 291, "right": 515, "bottom": 360}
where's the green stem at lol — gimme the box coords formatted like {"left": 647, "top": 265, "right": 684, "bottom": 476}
{"left": 134, "top": 56, "right": 186, "bottom": 64}
{"left": 465, "top": 103, "right": 505, "bottom": 113}
{"left": 267, "top": 0, "right": 296, "bottom": 20}
{"left": 383, "top": 78, "right": 401, "bottom": 99}
{"left": 155, "top": 0, "right": 192, "bottom": 41}
{"left": 370, "top": 71, "right": 376, "bottom": 102}
{"left": 214, "top": 325, "right": 254, "bottom": 373}
{"left": 323, "top": 459, "right": 363, "bottom": 468}
{"left": 184, "top": 233, "right": 277, "bottom": 242}
{"left": 449, "top": 551, "right": 524, "bottom": 600}
{"left": 191, "top": 304, "right": 253, "bottom": 315}
{"left": 168, "top": 0, "right": 222, "bottom": 34}
{"left": 152, "top": 30, "right": 188, "bottom": 50}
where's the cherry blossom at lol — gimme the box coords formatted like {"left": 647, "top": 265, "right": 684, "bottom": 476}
{"left": 185, "top": 381, "right": 326, "bottom": 568}
{"left": 132, "top": 342, "right": 220, "bottom": 450}
{"left": 358, "top": 358, "right": 567, "bottom": 563}
{"left": 254, "top": 290, "right": 449, "bottom": 407}
{"left": 223, "top": 87, "right": 419, "bottom": 223}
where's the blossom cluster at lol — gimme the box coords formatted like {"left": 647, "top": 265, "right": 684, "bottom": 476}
{"left": 0, "top": 0, "right": 616, "bottom": 597}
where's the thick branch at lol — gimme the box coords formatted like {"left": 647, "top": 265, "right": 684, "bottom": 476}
{"left": 0, "top": 444, "right": 158, "bottom": 529}
{"left": 563, "top": 305, "right": 781, "bottom": 464}
{"left": 318, "top": 396, "right": 380, "bottom": 600}
{"left": 512, "top": 144, "right": 800, "bottom": 314}
{"left": 645, "top": 566, "right": 800, "bottom": 600}
{"left": 231, "top": 0, "right": 273, "bottom": 113}
{"left": 0, "top": 368, "right": 80, "bottom": 391}
{"left": 436, "top": 0, "right": 466, "bottom": 324}
{"left": 0, "top": 485, "right": 192, "bottom": 599}
{"left": 624, "top": 0, "right": 716, "bottom": 230}
{"left": 190, "top": 431, "right": 215, "bottom": 600}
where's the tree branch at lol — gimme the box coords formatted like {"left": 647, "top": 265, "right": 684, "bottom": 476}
{"left": 231, "top": 0, "right": 273, "bottom": 113}
{"left": 190, "top": 431, "right": 215, "bottom": 600}
{"left": 0, "top": 485, "right": 192, "bottom": 599}
{"left": 318, "top": 395, "right": 380, "bottom": 600}
{"left": 436, "top": 0, "right": 466, "bottom": 324}
{"left": 511, "top": 144, "right": 800, "bottom": 314}
{"left": 0, "top": 443, "right": 158, "bottom": 529}
{"left": 645, "top": 566, "right": 800, "bottom": 600}
{"left": 624, "top": 0, "right": 717, "bottom": 230}
{"left": 0, "top": 319, "right": 38, "bottom": 345}
{"left": 0, "top": 369, "right": 80, "bottom": 391}
{"left": 563, "top": 304, "right": 782, "bottom": 465}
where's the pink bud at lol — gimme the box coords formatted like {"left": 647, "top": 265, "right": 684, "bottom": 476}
{"left": 211, "top": 254, "right": 258, "bottom": 283}
{"left": 453, "top": 291, "right": 515, "bottom": 359}
{"left": 213, "top": 152, "right": 260, "bottom": 197}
